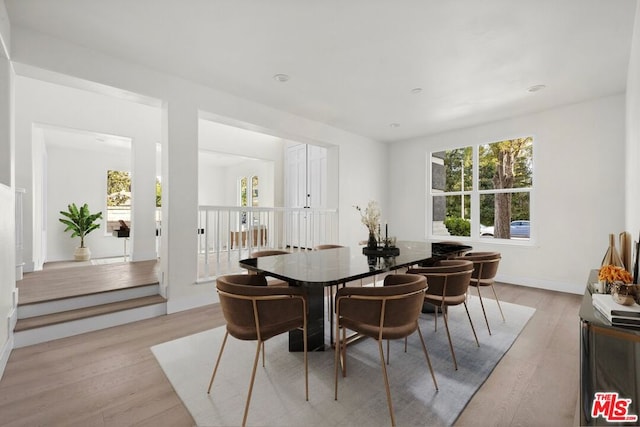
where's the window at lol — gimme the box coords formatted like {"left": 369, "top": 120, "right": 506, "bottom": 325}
{"left": 238, "top": 175, "right": 259, "bottom": 225}
{"left": 429, "top": 137, "right": 533, "bottom": 240}
{"left": 106, "top": 170, "right": 131, "bottom": 232}
{"left": 251, "top": 176, "right": 259, "bottom": 206}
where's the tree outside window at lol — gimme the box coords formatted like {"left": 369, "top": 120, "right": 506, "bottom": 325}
{"left": 430, "top": 137, "right": 533, "bottom": 240}
{"left": 239, "top": 176, "right": 259, "bottom": 225}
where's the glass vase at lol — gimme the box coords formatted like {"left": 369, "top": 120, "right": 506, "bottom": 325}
{"left": 367, "top": 231, "right": 377, "bottom": 250}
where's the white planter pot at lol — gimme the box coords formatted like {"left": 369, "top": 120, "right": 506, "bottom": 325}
{"left": 74, "top": 247, "right": 91, "bottom": 261}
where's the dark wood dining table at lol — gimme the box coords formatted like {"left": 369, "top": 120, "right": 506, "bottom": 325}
{"left": 239, "top": 240, "right": 472, "bottom": 351}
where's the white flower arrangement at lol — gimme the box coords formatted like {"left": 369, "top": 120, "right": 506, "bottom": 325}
{"left": 354, "top": 200, "right": 380, "bottom": 235}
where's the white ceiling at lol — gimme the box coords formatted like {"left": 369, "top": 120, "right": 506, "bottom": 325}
{"left": 5, "top": 0, "right": 638, "bottom": 142}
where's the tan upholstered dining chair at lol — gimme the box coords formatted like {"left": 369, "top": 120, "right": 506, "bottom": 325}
{"left": 334, "top": 274, "right": 438, "bottom": 427}
{"left": 407, "top": 259, "right": 479, "bottom": 370}
{"left": 207, "top": 274, "right": 308, "bottom": 427}
{"left": 459, "top": 251, "right": 504, "bottom": 335}
{"left": 247, "top": 249, "right": 291, "bottom": 286}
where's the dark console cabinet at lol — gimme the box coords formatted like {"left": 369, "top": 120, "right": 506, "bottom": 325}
{"left": 579, "top": 270, "right": 640, "bottom": 425}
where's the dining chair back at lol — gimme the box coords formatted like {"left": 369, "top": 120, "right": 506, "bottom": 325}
{"left": 250, "top": 249, "right": 291, "bottom": 258}
{"left": 334, "top": 273, "right": 437, "bottom": 427}
{"left": 407, "top": 259, "right": 479, "bottom": 370}
{"left": 207, "top": 274, "right": 308, "bottom": 427}
{"left": 459, "top": 251, "right": 504, "bottom": 334}
{"left": 313, "top": 244, "right": 344, "bottom": 250}
{"left": 246, "top": 249, "right": 291, "bottom": 286}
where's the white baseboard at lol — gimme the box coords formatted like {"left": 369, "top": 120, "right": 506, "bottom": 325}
{"left": 0, "top": 328, "right": 14, "bottom": 382}
{"left": 8, "top": 307, "right": 17, "bottom": 334}
{"left": 130, "top": 252, "right": 158, "bottom": 262}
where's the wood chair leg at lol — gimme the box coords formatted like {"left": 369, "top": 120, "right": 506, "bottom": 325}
{"left": 207, "top": 331, "right": 229, "bottom": 394}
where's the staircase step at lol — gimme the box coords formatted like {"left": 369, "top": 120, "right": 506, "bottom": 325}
{"left": 18, "top": 283, "right": 160, "bottom": 319}
{"left": 15, "top": 295, "right": 167, "bottom": 332}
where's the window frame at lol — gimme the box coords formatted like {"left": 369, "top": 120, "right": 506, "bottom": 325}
{"left": 426, "top": 136, "right": 535, "bottom": 245}
{"left": 105, "top": 169, "right": 132, "bottom": 234}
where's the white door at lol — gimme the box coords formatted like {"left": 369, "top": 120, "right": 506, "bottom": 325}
{"left": 285, "top": 143, "right": 327, "bottom": 248}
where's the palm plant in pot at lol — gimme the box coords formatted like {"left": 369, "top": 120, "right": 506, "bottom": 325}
{"left": 59, "top": 203, "right": 103, "bottom": 261}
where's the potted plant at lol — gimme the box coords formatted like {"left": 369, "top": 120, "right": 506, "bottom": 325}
{"left": 59, "top": 203, "right": 103, "bottom": 261}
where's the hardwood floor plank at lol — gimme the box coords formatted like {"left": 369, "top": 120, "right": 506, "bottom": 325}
{"left": 18, "top": 260, "right": 159, "bottom": 304}
{"left": 0, "top": 283, "right": 581, "bottom": 426}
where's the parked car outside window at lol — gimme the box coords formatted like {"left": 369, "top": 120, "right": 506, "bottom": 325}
{"left": 480, "top": 220, "right": 530, "bottom": 238}
{"left": 510, "top": 220, "right": 530, "bottom": 238}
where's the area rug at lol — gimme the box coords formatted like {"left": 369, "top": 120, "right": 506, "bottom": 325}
{"left": 151, "top": 295, "right": 535, "bottom": 426}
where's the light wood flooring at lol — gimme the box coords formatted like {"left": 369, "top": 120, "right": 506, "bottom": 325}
{"left": 0, "top": 282, "right": 582, "bottom": 427}
{"left": 18, "top": 260, "right": 159, "bottom": 305}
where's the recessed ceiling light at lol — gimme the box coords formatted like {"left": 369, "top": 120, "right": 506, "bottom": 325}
{"left": 390, "top": 123, "right": 400, "bottom": 128}
{"left": 410, "top": 88, "right": 423, "bottom": 95}
{"left": 527, "top": 84, "right": 546, "bottom": 93}
{"left": 273, "top": 74, "right": 290, "bottom": 82}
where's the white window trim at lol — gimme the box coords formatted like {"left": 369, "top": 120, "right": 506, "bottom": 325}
{"left": 426, "top": 139, "right": 535, "bottom": 245}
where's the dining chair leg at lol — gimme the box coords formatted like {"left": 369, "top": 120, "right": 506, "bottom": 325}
{"left": 490, "top": 283, "right": 506, "bottom": 322}
{"left": 377, "top": 339, "right": 396, "bottom": 427}
{"left": 303, "top": 322, "right": 309, "bottom": 401}
{"left": 334, "top": 320, "right": 341, "bottom": 399}
{"left": 475, "top": 285, "right": 492, "bottom": 335}
{"left": 416, "top": 323, "right": 438, "bottom": 390}
{"left": 463, "top": 301, "right": 480, "bottom": 347}
{"left": 207, "top": 330, "right": 229, "bottom": 394}
{"left": 241, "top": 339, "right": 263, "bottom": 427}
{"left": 261, "top": 341, "right": 265, "bottom": 367}
{"left": 340, "top": 325, "right": 347, "bottom": 377}
{"left": 328, "top": 286, "right": 335, "bottom": 346}
{"left": 442, "top": 309, "right": 458, "bottom": 370}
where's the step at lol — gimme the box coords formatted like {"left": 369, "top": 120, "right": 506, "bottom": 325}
{"left": 13, "top": 295, "right": 167, "bottom": 348}
{"left": 18, "top": 283, "right": 160, "bottom": 319}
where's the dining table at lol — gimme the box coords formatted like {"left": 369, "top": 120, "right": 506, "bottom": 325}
{"left": 239, "top": 240, "right": 472, "bottom": 351}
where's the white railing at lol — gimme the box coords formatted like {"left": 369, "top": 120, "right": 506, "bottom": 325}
{"left": 197, "top": 206, "right": 339, "bottom": 281}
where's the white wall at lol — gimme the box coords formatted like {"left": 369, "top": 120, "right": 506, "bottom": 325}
{"left": 626, "top": 2, "right": 640, "bottom": 236}
{"left": 198, "top": 154, "right": 275, "bottom": 207}
{"left": 46, "top": 142, "right": 131, "bottom": 261}
{"left": 12, "top": 28, "right": 387, "bottom": 312}
{"left": 0, "top": 0, "right": 15, "bottom": 380}
{"left": 198, "top": 155, "right": 227, "bottom": 206}
{"left": 199, "top": 118, "right": 283, "bottom": 207}
{"left": 389, "top": 95, "right": 626, "bottom": 294}
{"left": 8, "top": 26, "right": 391, "bottom": 312}
{"left": 14, "top": 76, "right": 161, "bottom": 269}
